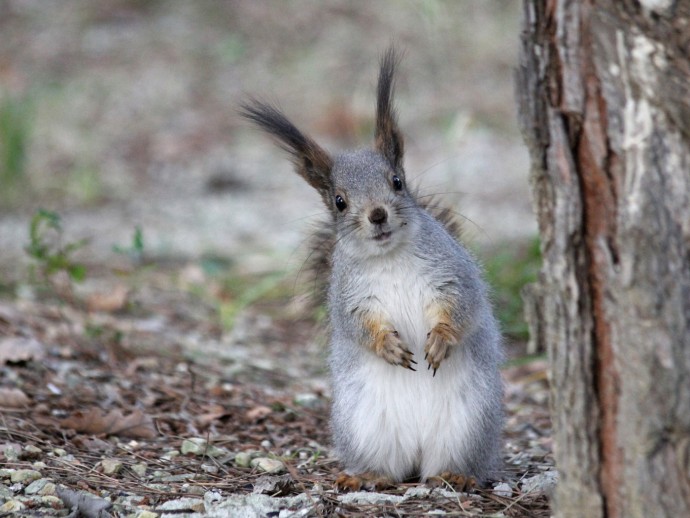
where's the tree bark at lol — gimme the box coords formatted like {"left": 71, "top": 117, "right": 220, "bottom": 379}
{"left": 517, "top": 1, "right": 690, "bottom": 517}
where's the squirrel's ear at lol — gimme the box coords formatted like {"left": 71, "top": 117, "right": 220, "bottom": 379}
{"left": 240, "top": 100, "right": 333, "bottom": 205}
{"left": 375, "top": 47, "right": 405, "bottom": 172}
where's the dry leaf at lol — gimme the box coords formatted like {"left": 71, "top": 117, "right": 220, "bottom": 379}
{"left": 246, "top": 405, "right": 272, "bottom": 421}
{"left": 0, "top": 387, "right": 30, "bottom": 408}
{"left": 87, "top": 284, "right": 129, "bottom": 313}
{"left": 196, "top": 405, "right": 229, "bottom": 426}
{"left": 60, "top": 408, "right": 157, "bottom": 439}
{"left": 0, "top": 337, "right": 45, "bottom": 364}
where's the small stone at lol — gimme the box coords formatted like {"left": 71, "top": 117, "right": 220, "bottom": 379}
{"left": 160, "top": 473, "right": 195, "bottom": 483}
{"left": 260, "top": 439, "right": 272, "bottom": 449}
{"left": 0, "top": 499, "right": 25, "bottom": 512}
{"left": 1, "top": 444, "right": 20, "bottom": 461}
{"left": 101, "top": 459, "right": 123, "bottom": 475}
{"left": 22, "top": 445, "right": 43, "bottom": 459}
{"left": 521, "top": 470, "right": 559, "bottom": 495}
{"left": 156, "top": 497, "right": 205, "bottom": 513}
{"left": 135, "top": 511, "right": 159, "bottom": 518}
{"left": 10, "top": 469, "right": 42, "bottom": 483}
{"left": 162, "top": 450, "right": 179, "bottom": 460}
{"left": 0, "top": 468, "right": 15, "bottom": 479}
{"left": 183, "top": 485, "right": 206, "bottom": 496}
{"left": 201, "top": 464, "right": 218, "bottom": 474}
{"left": 294, "top": 393, "right": 319, "bottom": 408}
{"left": 250, "top": 457, "right": 286, "bottom": 474}
{"left": 493, "top": 482, "right": 512, "bottom": 498}
{"left": 204, "top": 490, "right": 223, "bottom": 505}
{"left": 40, "top": 495, "right": 61, "bottom": 506}
{"left": 32, "top": 461, "right": 47, "bottom": 470}
{"left": 180, "top": 438, "right": 227, "bottom": 458}
{"left": 24, "top": 478, "right": 53, "bottom": 495}
{"left": 131, "top": 462, "right": 148, "bottom": 477}
{"left": 53, "top": 448, "right": 67, "bottom": 457}
{"left": 404, "top": 486, "right": 432, "bottom": 498}
{"left": 338, "top": 492, "right": 405, "bottom": 505}
{"left": 234, "top": 451, "right": 252, "bottom": 468}
{"left": 39, "top": 482, "right": 57, "bottom": 496}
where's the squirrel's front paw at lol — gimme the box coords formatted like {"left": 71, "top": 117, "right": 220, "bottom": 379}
{"left": 424, "top": 322, "right": 460, "bottom": 376}
{"left": 375, "top": 330, "right": 416, "bottom": 370}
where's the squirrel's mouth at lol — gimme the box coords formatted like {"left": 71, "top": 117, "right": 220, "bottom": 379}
{"left": 373, "top": 231, "right": 392, "bottom": 242}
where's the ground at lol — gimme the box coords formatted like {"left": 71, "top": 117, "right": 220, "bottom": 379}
{"left": 0, "top": 2, "right": 552, "bottom": 516}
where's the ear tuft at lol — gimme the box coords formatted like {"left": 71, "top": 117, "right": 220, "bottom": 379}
{"left": 375, "top": 47, "right": 405, "bottom": 171}
{"left": 239, "top": 100, "right": 333, "bottom": 205}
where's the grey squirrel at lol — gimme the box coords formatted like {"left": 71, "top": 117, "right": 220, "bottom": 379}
{"left": 241, "top": 48, "right": 503, "bottom": 489}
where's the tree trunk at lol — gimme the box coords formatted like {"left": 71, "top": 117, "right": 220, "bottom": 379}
{"left": 517, "top": 1, "right": 690, "bottom": 517}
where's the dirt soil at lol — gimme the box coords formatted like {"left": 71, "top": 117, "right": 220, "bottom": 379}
{"left": 0, "top": 2, "right": 551, "bottom": 516}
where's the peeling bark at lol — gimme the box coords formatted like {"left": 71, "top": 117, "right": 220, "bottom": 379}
{"left": 517, "top": 1, "right": 690, "bottom": 517}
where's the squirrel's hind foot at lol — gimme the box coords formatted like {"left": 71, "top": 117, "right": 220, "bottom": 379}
{"left": 335, "top": 472, "right": 395, "bottom": 492}
{"left": 427, "top": 471, "right": 477, "bottom": 492}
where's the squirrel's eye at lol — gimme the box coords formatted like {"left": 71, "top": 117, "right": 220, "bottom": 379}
{"left": 335, "top": 195, "right": 347, "bottom": 212}
{"left": 392, "top": 175, "right": 403, "bottom": 191}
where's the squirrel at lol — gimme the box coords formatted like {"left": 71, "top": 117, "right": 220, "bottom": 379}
{"left": 240, "top": 48, "right": 504, "bottom": 489}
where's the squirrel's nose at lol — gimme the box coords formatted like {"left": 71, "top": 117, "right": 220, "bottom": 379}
{"left": 368, "top": 207, "right": 388, "bottom": 225}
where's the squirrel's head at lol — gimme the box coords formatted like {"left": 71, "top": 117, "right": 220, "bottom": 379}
{"left": 240, "top": 47, "right": 417, "bottom": 257}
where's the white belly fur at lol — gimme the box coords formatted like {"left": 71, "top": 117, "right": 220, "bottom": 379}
{"left": 343, "top": 258, "right": 475, "bottom": 481}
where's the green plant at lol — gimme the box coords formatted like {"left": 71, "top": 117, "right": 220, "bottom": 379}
{"left": 26, "top": 209, "right": 88, "bottom": 285}
{"left": 218, "top": 270, "right": 286, "bottom": 330}
{"left": 481, "top": 237, "right": 541, "bottom": 341}
{"left": 0, "top": 92, "right": 32, "bottom": 204}
{"left": 113, "top": 225, "right": 145, "bottom": 265}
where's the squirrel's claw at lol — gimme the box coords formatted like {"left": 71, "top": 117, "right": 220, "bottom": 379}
{"left": 424, "top": 322, "right": 461, "bottom": 375}
{"left": 376, "top": 330, "right": 416, "bottom": 370}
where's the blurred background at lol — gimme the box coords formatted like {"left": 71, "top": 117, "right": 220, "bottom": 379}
{"left": 0, "top": 0, "right": 538, "bottom": 343}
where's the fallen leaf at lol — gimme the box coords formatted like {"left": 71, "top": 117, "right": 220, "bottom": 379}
{"left": 196, "top": 405, "right": 230, "bottom": 426}
{"left": 87, "top": 284, "right": 129, "bottom": 313}
{"left": 245, "top": 405, "right": 272, "bottom": 421}
{"left": 0, "top": 337, "right": 45, "bottom": 364}
{"left": 60, "top": 408, "right": 157, "bottom": 439}
{"left": 0, "top": 387, "right": 30, "bottom": 408}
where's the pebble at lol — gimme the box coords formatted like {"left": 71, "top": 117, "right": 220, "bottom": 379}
{"left": 156, "top": 497, "right": 205, "bottom": 513}
{"left": 234, "top": 451, "right": 252, "bottom": 467}
{"left": 22, "top": 445, "right": 42, "bottom": 458}
{"left": 250, "top": 457, "right": 286, "bottom": 474}
{"left": 0, "top": 499, "right": 25, "bottom": 512}
{"left": 493, "top": 482, "right": 512, "bottom": 498}
{"left": 204, "top": 490, "right": 223, "bottom": 505}
{"left": 52, "top": 448, "right": 67, "bottom": 457}
{"left": 135, "top": 511, "right": 159, "bottom": 518}
{"left": 294, "top": 393, "right": 320, "bottom": 408}
{"left": 131, "top": 463, "right": 148, "bottom": 477}
{"left": 339, "top": 491, "right": 405, "bottom": 506}
{"left": 404, "top": 486, "right": 432, "bottom": 498}
{"left": 521, "top": 470, "right": 559, "bottom": 494}
{"left": 162, "top": 450, "right": 179, "bottom": 460}
{"left": 2, "top": 445, "right": 20, "bottom": 461}
{"left": 180, "top": 438, "right": 228, "bottom": 458}
{"left": 40, "top": 495, "right": 62, "bottom": 506}
{"left": 183, "top": 485, "right": 206, "bottom": 496}
{"left": 10, "top": 469, "right": 42, "bottom": 484}
{"left": 101, "top": 459, "right": 123, "bottom": 475}
{"left": 24, "top": 478, "right": 55, "bottom": 495}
